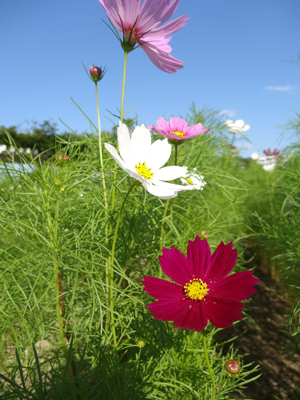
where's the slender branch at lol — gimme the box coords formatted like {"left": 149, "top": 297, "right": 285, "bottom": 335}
{"left": 111, "top": 51, "right": 129, "bottom": 214}
{"left": 95, "top": 82, "right": 108, "bottom": 210}
{"left": 203, "top": 332, "right": 216, "bottom": 400}
{"left": 108, "top": 183, "right": 135, "bottom": 347}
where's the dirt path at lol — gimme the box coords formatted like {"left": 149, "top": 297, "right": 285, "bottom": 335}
{"left": 219, "top": 251, "right": 300, "bottom": 400}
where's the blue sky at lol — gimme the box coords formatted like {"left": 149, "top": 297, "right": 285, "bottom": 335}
{"left": 1, "top": 0, "right": 299, "bottom": 157}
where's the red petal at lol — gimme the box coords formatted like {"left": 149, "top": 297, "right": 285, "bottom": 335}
{"left": 159, "top": 246, "right": 191, "bottom": 285}
{"left": 187, "top": 236, "right": 211, "bottom": 280}
{"left": 141, "top": 275, "right": 183, "bottom": 300}
{"left": 203, "top": 296, "right": 244, "bottom": 328}
{"left": 205, "top": 242, "right": 237, "bottom": 283}
{"left": 209, "top": 271, "right": 260, "bottom": 301}
{"left": 173, "top": 299, "right": 208, "bottom": 332}
{"left": 147, "top": 299, "right": 186, "bottom": 321}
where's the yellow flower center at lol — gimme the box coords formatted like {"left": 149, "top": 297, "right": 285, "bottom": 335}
{"left": 170, "top": 130, "right": 186, "bottom": 138}
{"left": 186, "top": 177, "right": 193, "bottom": 184}
{"left": 135, "top": 161, "right": 154, "bottom": 180}
{"left": 184, "top": 279, "right": 209, "bottom": 301}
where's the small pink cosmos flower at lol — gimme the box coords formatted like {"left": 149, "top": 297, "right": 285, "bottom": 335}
{"left": 263, "top": 148, "right": 280, "bottom": 156}
{"left": 99, "top": 0, "right": 189, "bottom": 73}
{"left": 141, "top": 236, "right": 259, "bottom": 332}
{"left": 148, "top": 117, "right": 210, "bottom": 143}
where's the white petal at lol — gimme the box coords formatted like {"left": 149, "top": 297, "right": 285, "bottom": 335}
{"left": 146, "top": 138, "right": 171, "bottom": 171}
{"left": 117, "top": 122, "right": 132, "bottom": 164}
{"left": 104, "top": 143, "right": 128, "bottom": 171}
{"left": 131, "top": 124, "right": 151, "bottom": 163}
{"left": 154, "top": 166, "right": 188, "bottom": 181}
{"left": 243, "top": 124, "right": 250, "bottom": 132}
{"left": 143, "top": 182, "right": 178, "bottom": 199}
{"left": 151, "top": 179, "right": 194, "bottom": 191}
{"left": 235, "top": 119, "right": 245, "bottom": 128}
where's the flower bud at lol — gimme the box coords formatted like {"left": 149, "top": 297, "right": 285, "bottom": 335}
{"left": 200, "top": 230, "right": 209, "bottom": 240}
{"left": 225, "top": 359, "right": 241, "bottom": 374}
{"left": 137, "top": 339, "right": 146, "bottom": 348}
{"left": 58, "top": 154, "right": 69, "bottom": 163}
{"left": 90, "top": 66, "right": 102, "bottom": 82}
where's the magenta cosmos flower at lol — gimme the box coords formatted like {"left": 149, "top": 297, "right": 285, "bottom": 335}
{"left": 141, "top": 236, "right": 259, "bottom": 332}
{"left": 99, "top": 0, "right": 188, "bottom": 73}
{"left": 263, "top": 148, "right": 280, "bottom": 156}
{"left": 148, "top": 117, "right": 210, "bottom": 143}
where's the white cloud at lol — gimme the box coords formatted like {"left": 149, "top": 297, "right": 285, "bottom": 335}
{"left": 265, "top": 85, "right": 296, "bottom": 91}
{"left": 219, "top": 109, "right": 235, "bottom": 117}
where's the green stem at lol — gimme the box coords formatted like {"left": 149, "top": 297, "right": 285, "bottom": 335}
{"left": 159, "top": 199, "right": 170, "bottom": 279}
{"left": 111, "top": 51, "right": 129, "bottom": 215}
{"left": 203, "top": 332, "right": 216, "bottom": 400}
{"left": 120, "top": 51, "right": 128, "bottom": 123}
{"left": 95, "top": 82, "right": 109, "bottom": 303}
{"left": 95, "top": 82, "right": 108, "bottom": 210}
{"left": 109, "top": 183, "right": 135, "bottom": 347}
{"left": 159, "top": 144, "right": 177, "bottom": 278}
{"left": 53, "top": 198, "right": 65, "bottom": 348}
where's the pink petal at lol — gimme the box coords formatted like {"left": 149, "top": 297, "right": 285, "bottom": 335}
{"left": 205, "top": 242, "right": 237, "bottom": 283}
{"left": 100, "top": 0, "right": 142, "bottom": 30}
{"left": 173, "top": 299, "right": 208, "bottom": 332}
{"left": 185, "top": 123, "right": 211, "bottom": 138}
{"left": 144, "top": 15, "right": 189, "bottom": 38}
{"left": 187, "top": 236, "right": 211, "bottom": 280}
{"left": 156, "top": 117, "right": 171, "bottom": 131}
{"left": 203, "top": 296, "right": 244, "bottom": 328}
{"left": 142, "top": 35, "right": 172, "bottom": 54}
{"left": 138, "top": 0, "right": 181, "bottom": 32}
{"left": 148, "top": 117, "right": 170, "bottom": 137}
{"left": 147, "top": 299, "right": 186, "bottom": 321}
{"left": 141, "top": 42, "right": 184, "bottom": 73}
{"left": 141, "top": 275, "right": 183, "bottom": 300}
{"left": 169, "top": 117, "right": 188, "bottom": 133}
{"left": 209, "top": 271, "right": 260, "bottom": 301}
{"left": 159, "top": 247, "right": 191, "bottom": 285}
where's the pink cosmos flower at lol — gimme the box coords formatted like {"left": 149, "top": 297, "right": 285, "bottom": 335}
{"left": 148, "top": 117, "right": 210, "bottom": 143}
{"left": 141, "top": 236, "right": 259, "bottom": 332}
{"left": 263, "top": 148, "right": 280, "bottom": 156}
{"left": 99, "top": 0, "right": 189, "bottom": 73}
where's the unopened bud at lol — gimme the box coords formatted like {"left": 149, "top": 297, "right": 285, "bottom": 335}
{"left": 200, "top": 230, "right": 209, "bottom": 240}
{"left": 225, "top": 359, "right": 241, "bottom": 374}
{"left": 58, "top": 154, "right": 68, "bottom": 163}
{"left": 137, "top": 339, "right": 146, "bottom": 348}
{"left": 90, "top": 66, "right": 102, "bottom": 82}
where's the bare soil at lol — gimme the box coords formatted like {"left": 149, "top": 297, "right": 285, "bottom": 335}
{"left": 219, "top": 251, "right": 300, "bottom": 400}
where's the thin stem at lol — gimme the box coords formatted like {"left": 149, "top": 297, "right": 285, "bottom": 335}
{"left": 109, "top": 183, "right": 135, "bottom": 347}
{"left": 53, "top": 198, "right": 65, "bottom": 348}
{"left": 159, "top": 199, "right": 169, "bottom": 279}
{"left": 95, "top": 82, "right": 108, "bottom": 210}
{"left": 203, "top": 332, "right": 216, "bottom": 400}
{"left": 120, "top": 51, "right": 128, "bottom": 123}
{"left": 111, "top": 51, "right": 129, "bottom": 214}
{"left": 159, "top": 144, "right": 177, "bottom": 278}
{"left": 95, "top": 82, "right": 109, "bottom": 304}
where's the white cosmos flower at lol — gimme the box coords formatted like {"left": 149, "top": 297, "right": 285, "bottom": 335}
{"left": 225, "top": 119, "right": 250, "bottom": 134}
{"left": 104, "top": 122, "right": 193, "bottom": 200}
{"left": 180, "top": 169, "right": 206, "bottom": 190}
{"left": 251, "top": 152, "right": 260, "bottom": 160}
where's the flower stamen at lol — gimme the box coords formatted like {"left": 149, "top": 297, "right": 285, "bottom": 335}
{"left": 184, "top": 278, "right": 208, "bottom": 300}
{"left": 186, "top": 177, "right": 193, "bottom": 184}
{"left": 170, "top": 130, "right": 186, "bottom": 138}
{"left": 135, "top": 161, "right": 154, "bottom": 180}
